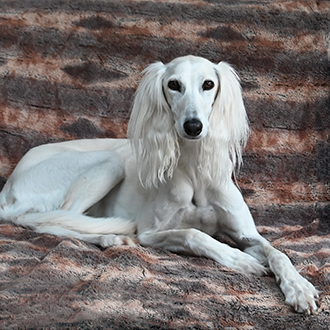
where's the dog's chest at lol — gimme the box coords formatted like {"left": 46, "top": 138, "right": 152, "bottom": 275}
{"left": 180, "top": 189, "right": 219, "bottom": 235}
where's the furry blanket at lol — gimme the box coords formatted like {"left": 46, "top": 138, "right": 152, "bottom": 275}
{"left": 0, "top": 0, "right": 329, "bottom": 328}
{"left": 0, "top": 219, "right": 329, "bottom": 329}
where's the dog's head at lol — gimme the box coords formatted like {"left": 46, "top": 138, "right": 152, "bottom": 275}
{"left": 128, "top": 55, "right": 249, "bottom": 188}
{"left": 162, "top": 56, "right": 220, "bottom": 140}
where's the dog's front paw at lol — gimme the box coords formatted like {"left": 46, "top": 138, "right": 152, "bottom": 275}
{"left": 224, "top": 248, "right": 268, "bottom": 276}
{"left": 235, "top": 252, "right": 268, "bottom": 276}
{"left": 280, "top": 274, "right": 319, "bottom": 314}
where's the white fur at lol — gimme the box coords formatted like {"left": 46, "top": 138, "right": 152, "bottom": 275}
{"left": 0, "top": 55, "right": 318, "bottom": 314}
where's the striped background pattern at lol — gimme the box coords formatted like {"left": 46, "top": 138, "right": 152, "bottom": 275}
{"left": 0, "top": 0, "right": 328, "bottom": 231}
{"left": 0, "top": 1, "right": 329, "bottom": 328}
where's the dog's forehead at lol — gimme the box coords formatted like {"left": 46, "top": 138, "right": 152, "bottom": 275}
{"left": 165, "top": 56, "right": 216, "bottom": 79}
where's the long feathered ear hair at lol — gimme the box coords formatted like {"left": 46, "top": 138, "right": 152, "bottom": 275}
{"left": 127, "top": 62, "right": 180, "bottom": 188}
{"left": 197, "top": 61, "right": 250, "bottom": 184}
{"left": 210, "top": 61, "right": 250, "bottom": 177}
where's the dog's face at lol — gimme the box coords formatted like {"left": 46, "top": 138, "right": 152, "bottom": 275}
{"left": 162, "top": 56, "right": 220, "bottom": 140}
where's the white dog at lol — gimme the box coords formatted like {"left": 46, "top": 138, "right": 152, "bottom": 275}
{"left": 0, "top": 55, "right": 319, "bottom": 313}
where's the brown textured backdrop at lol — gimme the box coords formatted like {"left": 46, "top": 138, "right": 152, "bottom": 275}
{"left": 0, "top": 1, "right": 329, "bottom": 329}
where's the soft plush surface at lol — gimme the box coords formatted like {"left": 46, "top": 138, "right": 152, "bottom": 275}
{"left": 0, "top": 0, "right": 329, "bottom": 328}
{"left": 0, "top": 220, "right": 329, "bottom": 329}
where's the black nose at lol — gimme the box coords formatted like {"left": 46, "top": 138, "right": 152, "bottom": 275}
{"left": 183, "top": 119, "right": 203, "bottom": 137}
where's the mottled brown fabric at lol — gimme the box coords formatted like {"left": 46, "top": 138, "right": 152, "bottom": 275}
{"left": 0, "top": 221, "right": 329, "bottom": 329}
{"left": 0, "top": 0, "right": 329, "bottom": 328}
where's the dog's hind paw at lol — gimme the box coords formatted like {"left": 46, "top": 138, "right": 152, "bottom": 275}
{"left": 100, "top": 234, "right": 137, "bottom": 247}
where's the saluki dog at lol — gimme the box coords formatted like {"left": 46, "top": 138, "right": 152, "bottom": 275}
{"left": 0, "top": 56, "right": 319, "bottom": 313}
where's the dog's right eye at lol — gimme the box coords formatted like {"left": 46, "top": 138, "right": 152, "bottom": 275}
{"left": 168, "top": 80, "right": 181, "bottom": 92}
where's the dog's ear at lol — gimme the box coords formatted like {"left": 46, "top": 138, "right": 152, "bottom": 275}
{"left": 128, "top": 61, "right": 179, "bottom": 188}
{"left": 211, "top": 61, "right": 250, "bottom": 171}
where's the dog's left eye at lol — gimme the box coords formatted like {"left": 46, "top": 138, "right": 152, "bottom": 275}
{"left": 203, "top": 80, "right": 215, "bottom": 91}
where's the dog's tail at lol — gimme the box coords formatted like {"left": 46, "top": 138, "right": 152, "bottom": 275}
{"left": 11, "top": 210, "right": 136, "bottom": 243}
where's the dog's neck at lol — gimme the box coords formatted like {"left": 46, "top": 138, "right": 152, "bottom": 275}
{"left": 177, "top": 137, "right": 233, "bottom": 186}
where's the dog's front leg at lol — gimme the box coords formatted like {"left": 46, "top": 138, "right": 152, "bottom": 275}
{"left": 137, "top": 178, "right": 266, "bottom": 275}
{"left": 244, "top": 238, "right": 319, "bottom": 314}
{"left": 138, "top": 229, "right": 266, "bottom": 275}
{"left": 218, "top": 181, "right": 319, "bottom": 314}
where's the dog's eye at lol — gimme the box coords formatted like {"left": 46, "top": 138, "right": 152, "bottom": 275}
{"left": 203, "top": 80, "right": 215, "bottom": 91}
{"left": 168, "top": 80, "right": 181, "bottom": 92}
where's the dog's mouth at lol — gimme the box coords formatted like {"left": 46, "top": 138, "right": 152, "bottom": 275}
{"left": 182, "top": 134, "right": 203, "bottom": 140}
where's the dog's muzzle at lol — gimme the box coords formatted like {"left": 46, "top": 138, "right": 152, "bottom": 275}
{"left": 183, "top": 119, "right": 203, "bottom": 138}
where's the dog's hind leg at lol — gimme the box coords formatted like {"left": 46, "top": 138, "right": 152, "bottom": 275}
{"left": 0, "top": 150, "right": 124, "bottom": 219}
{"left": 60, "top": 151, "right": 125, "bottom": 214}
{"left": 0, "top": 150, "right": 137, "bottom": 245}
{"left": 18, "top": 211, "right": 137, "bottom": 247}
